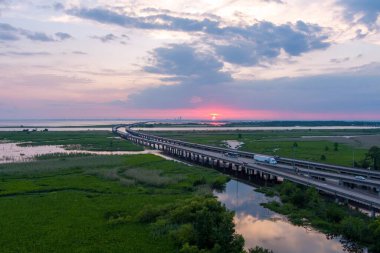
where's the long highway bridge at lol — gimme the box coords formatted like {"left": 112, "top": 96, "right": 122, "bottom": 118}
{"left": 112, "top": 124, "right": 380, "bottom": 215}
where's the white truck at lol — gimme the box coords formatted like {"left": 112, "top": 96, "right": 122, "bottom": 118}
{"left": 253, "top": 154, "right": 277, "bottom": 164}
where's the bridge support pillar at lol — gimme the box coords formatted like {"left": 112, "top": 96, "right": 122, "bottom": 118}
{"left": 371, "top": 207, "right": 376, "bottom": 218}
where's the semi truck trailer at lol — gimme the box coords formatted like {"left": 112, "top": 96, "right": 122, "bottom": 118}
{"left": 253, "top": 154, "right": 277, "bottom": 164}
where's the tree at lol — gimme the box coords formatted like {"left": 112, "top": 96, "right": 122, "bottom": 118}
{"left": 293, "top": 142, "right": 298, "bottom": 148}
{"left": 238, "top": 133, "right": 242, "bottom": 139}
{"left": 334, "top": 142, "right": 339, "bottom": 151}
{"left": 146, "top": 197, "right": 245, "bottom": 253}
{"left": 320, "top": 154, "right": 326, "bottom": 161}
{"left": 368, "top": 218, "right": 380, "bottom": 251}
{"left": 339, "top": 216, "right": 368, "bottom": 242}
{"left": 324, "top": 146, "right": 329, "bottom": 151}
{"left": 367, "top": 146, "right": 380, "bottom": 170}
{"left": 359, "top": 146, "right": 380, "bottom": 170}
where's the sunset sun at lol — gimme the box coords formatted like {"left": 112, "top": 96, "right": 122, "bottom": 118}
{"left": 210, "top": 113, "right": 219, "bottom": 121}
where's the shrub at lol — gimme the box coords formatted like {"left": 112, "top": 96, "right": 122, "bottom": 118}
{"left": 248, "top": 246, "right": 273, "bottom": 253}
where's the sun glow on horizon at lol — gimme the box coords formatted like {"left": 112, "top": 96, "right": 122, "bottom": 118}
{"left": 210, "top": 113, "right": 219, "bottom": 121}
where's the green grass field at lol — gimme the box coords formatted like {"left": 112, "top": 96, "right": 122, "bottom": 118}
{"left": 150, "top": 130, "right": 373, "bottom": 167}
{"left": 0, "top": 154, "right": 231, "bottom": 253}
{"left": 0, "top": 131, "right": 143, "bottom": 151}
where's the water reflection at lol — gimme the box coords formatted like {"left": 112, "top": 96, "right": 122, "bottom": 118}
{"left": 214, "top": 180, "right": 349, "bottom": 253}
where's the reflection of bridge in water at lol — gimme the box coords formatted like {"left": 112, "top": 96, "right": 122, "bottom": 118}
{"left": 113, "top": 124, "right": 380, "bottom": 216}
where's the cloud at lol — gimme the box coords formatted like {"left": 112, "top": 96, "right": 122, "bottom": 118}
{"left": 90, "top": 33, "right": 128, "bottom": 45}
{"left": 144, "top": 44, "right": 231, "bottom": 85}
{"left": 23, "top": 31, "right": 54, "bottom": 42}
{"left": 128, "top": 44, "right": 231, "bottom": 108}
{"left": 0, "top": 22, "right": 68, "bottom": 42}
{"left": 53, "top": 2, "right": 64, "bottom": 11}
{"left": 68, "top": 7, "right": 330, "bottom": 66}
{"left": 72, "top": 50, "right": 87, "bottom": 55}
{"left": 330, "top": 57, "right": 350, "bottom": 64}
{"left": 127, "top": 62, "right": 380, "bottom": 117}
{"left": 55, "top": 32, "right": 72, "bottom": 40}
{"left": 0, "top": 51, "right": 51, "bottom": 56}
{"left": 0, "top": 22, "right": 19, "bottom": 41}
{"left": 190, "top": 96, "right": 203, "bottom": 104}
{"left": 214, "top": 21, "right": 329, "bottom": 66}
{"left": 67, "top": 7, "right": 221, "bottom": 32}
{"left": 337, "top": 0, "right": 380, "bottom": 30}
{"left": 261, "top": 0, "right": 284, "bottom": 4}
{"left": 90, "top": 33, "right": 119, "bottom": 43}
{"left": 0, "top": 0, "right": 10, "bottom": 10}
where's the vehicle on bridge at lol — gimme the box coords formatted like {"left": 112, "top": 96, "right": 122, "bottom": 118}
{"left": 224, "top": 152, "right": 239, "bottom": 158}
{"left": 254, "top": 154, "right": 277, "bottom": 164}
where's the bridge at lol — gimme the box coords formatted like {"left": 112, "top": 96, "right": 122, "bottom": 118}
{"left": 112, "top": 124, "right": 380, "bottom": 215}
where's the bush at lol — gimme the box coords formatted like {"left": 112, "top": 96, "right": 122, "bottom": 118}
{"left": 136, "top": 205, "right": 171, "bottom": 223}
{"left": 326, "top": 205, "right": 345, "bottom": 223}
{"left": 248, "top": 246, "right": 273, "bottom": 253}
{"left": 210, "top": 176, "right": 228, "bottom": 191}
{"left": 137, "top": 197, "right": 245, "bottom": 253}
{"left": 179, "top": 243, "right": 200, "bottom": 253}
{"left": 339, "top": 216, "right": 368, "bottom": 242}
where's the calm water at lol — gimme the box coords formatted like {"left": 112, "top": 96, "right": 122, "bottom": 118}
{"left": 214, "top": 179, "right": 359, "bottom": 253}
{"left": 0, "top": 119, "right": 139, "bottom": 131}
{"left": 223, "top": 140, "right": 244, "bottom": 149}
{"left": 1, "top": 119, "right": 379, "bottom": 131}
{"left": 134, "top": 126, "right": 380, "bottom": 131}
{"left": 0, "top": 119, "right": 138, "bottom": 127}
{"left": 0, "top": 127, "right": 114, "bottom": 131}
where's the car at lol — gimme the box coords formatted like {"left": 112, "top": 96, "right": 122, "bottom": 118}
{"left": 354, "top": 176, "right": 366, "bottom": 180}
{"left": 224, "top": 152, "right": 238, "bottom": 158}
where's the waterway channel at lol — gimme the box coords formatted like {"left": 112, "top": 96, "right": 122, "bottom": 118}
{"left": 214, "top": 179, "right": 365, "bottom": 253}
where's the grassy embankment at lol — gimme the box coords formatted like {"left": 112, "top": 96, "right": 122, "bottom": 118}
{"left": 0, "top": 131, "right": 143, "bottom": 151}
{"left": 150, "top": 129, "right": 380, "bottom": 167}
{"left": 257, "top": 182, "right": 380, "bottom": 252}
{"left": 0, "top": 154, "right": 250, "bottom": 253}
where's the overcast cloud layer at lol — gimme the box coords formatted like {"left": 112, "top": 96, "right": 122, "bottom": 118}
{"left": 0, "top": 0, "right": 380, "bottom": 120}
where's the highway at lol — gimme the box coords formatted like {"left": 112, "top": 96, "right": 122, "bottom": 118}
{"left": 122, "top": 125, "right": 380, "bottom": 180}
{"left": 113, "top": 124, "right": 380, "bottom": 211}
{"left": 267, "top": 162, "right": 380, "bottom": 189}
{"left": 279, "top": 157, "right": 380, "bottom": 179}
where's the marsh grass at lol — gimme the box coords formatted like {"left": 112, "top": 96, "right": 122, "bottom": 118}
{"left": 0, "top": 154, "right": 230, "bottom": 252}
{"left": 35, "top": 152, "right": 93, "bottom": 160}
{"left": 0, "top": 155, "right": 126, "bottom": 177}
{"left": 0, "top": 130, "right": 143, "bottom": 151}
{"left": 123, "top": 168, "right": 185, "bottom": 187}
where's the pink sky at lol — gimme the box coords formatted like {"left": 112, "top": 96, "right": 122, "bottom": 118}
{"left": 1, "top": 1, "right": 380, "bottom": 120}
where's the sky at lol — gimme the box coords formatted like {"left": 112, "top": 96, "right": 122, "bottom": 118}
{"left": 1, "top": 0, "right": 380, "bottom": 120}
